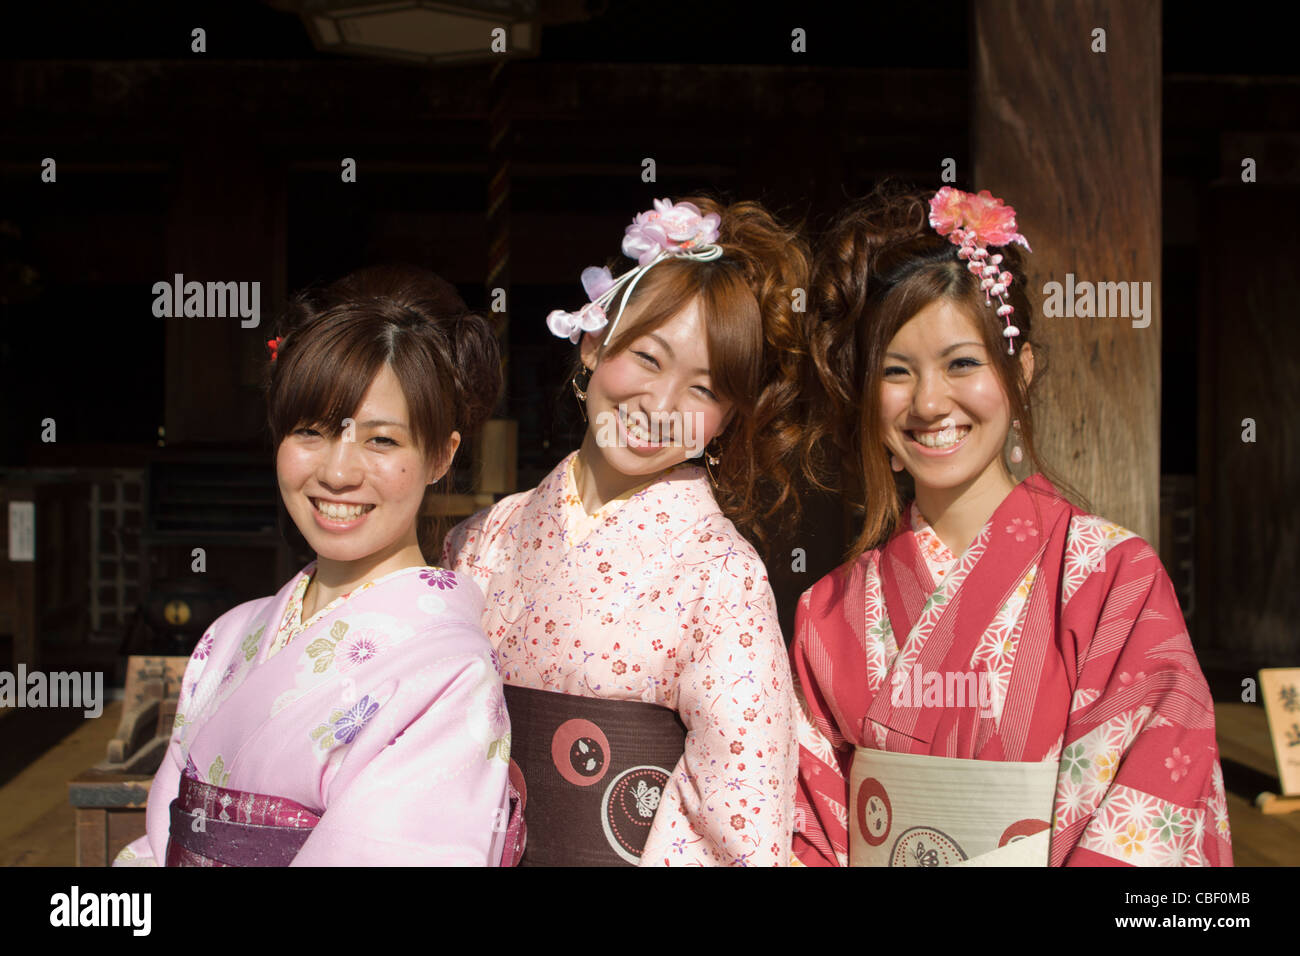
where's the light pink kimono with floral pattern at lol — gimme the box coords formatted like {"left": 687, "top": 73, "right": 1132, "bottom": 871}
{"left": 113, "top": 563, "right": 512, "bottom": 867}
{"left": 444, "top": 451, "right": 797, "bottom": 866}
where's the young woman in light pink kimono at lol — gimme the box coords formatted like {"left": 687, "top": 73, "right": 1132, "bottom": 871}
{"left": 444, "top": 198, "right": 813, "bottom": 866}
{"left": 115, "top": 266, "right": 518, "bottom": 867}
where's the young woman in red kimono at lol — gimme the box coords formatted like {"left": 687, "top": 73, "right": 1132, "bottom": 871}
{"left": 792, "top": 186, "right": 1232, "bottom": 867}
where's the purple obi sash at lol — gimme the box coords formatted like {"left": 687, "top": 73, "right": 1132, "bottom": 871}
{"left": 503, "top": 683, "right": 687, "bottom": 867}
{"left": 167, "top": 771, "right": 526, "bottom": 867}
{"left": 165, "top": 775, "right": 321, "bottom": 867}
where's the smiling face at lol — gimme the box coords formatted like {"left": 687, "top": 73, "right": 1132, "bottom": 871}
{"left": 276, "top": 363, "right": 459, "bottom": 567}
{"left": 578, "top": 297, "right": 735, "bottom": 482}
{"left": 880, "top": 298, "right": 1029, "bottom": 501}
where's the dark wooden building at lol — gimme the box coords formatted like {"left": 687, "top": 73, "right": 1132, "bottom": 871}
{"left": 0, "top": 0, "right": 1297, "bottom": 862}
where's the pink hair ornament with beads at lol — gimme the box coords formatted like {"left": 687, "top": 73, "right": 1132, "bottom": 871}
{"left": 928, "top": 187, "right": 1032, "bottom": 354}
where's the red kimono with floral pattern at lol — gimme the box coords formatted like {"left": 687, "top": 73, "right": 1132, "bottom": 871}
{"left": 792, "top": 476, "right": 1232, "bottom": 867}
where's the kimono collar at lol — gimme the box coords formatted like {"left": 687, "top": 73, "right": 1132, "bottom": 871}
{"left": 556, "top": 450, "right": 715, "bottom": 548}
{"left": 908, "top": 504, "right": 959, "bottom": 585}
{"left": 264, "top": 560, "right": 472, "bottom": 661}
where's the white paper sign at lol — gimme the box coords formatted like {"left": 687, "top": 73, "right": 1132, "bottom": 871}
{"left": 8, "top": 501, "right": 34, "bottom": 562}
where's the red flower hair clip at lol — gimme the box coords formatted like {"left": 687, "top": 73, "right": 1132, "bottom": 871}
{"left": 929, "top": 187, "right": 1032, "bottom": 354}
{"left": 267, "top": 336, "right": 283, "bottom": 362}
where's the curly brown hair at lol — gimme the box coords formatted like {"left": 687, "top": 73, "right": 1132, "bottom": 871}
{"left": 809, "top": 183, "right": 1081, "bottom": 562}
{"left": 572, "top": 196, "right": 816, "bottom": 552}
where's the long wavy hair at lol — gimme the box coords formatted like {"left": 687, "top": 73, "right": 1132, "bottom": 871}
{"left": 809, "top": 184, "right": 1083, "bottom": 562}
{"left": 572, "top": 196, "right": 816, "bottom": 552}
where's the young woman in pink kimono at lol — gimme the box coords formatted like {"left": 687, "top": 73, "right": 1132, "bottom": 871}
{"left": 791, "top": 187, "right": 1232, "bottom": 867}
{"left": 115, "top": 266, "right": 518, "bottom": 867}
{"left": 444, "top": 198, "right": 812, "bottom": 866}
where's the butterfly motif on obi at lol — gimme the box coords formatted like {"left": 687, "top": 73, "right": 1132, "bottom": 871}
{"left": 913, "top": 840, "right": 940, "bottom": 867}
{"left": 633, "top": 779, "right": 662, "bottom": 818}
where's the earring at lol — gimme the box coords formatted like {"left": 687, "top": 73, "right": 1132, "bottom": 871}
{"left": 571, "top": 366, "right": 591, "bottom": 422}
{"left": 703, "top": 439, "right": 722, "bottom": 484}
{"left": 890, "top": 454, "right": 904, "bottom": 473}
{"left": 1009, "top": 419, "right": 1024, "bottom": 464}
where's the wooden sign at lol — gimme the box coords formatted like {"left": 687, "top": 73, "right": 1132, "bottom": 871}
{"left": 1257, "top": 668, "right": 1300, "bottom": 813}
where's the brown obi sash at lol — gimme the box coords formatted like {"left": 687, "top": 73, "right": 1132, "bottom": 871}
{"left": 503, "top": 683, "right": 687, "bottom": 866}
{"left": 165, "top": 774, "right": 321, "bottom": 867}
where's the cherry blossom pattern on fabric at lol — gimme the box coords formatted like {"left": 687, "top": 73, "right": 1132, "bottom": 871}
{"left": 444, "top": 451, "right": 797, "bottom": 867}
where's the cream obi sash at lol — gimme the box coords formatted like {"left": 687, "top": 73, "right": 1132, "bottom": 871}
{"left": 848, "top": 747, "right": 1057, "bottom": 866}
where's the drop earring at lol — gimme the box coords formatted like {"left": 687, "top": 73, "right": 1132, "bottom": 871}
{"left": 703, "top": 439, "right": 722, "bottom": 484}
{"left": 571, "top": 366, "right": 591, "bottom": 422}
{"left": 1009, "top": 419, "right": 1024, "bottom": 464}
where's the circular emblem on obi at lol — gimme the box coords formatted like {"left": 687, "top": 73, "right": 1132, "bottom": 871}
{"left": 855, "top": 777, "right": 892, "bottom": 847}
{"left": 601, "top": 765, "right": 670, "bottom": 864}
{"left": 550, "top": 719, "right": 610, "bottom": 786}
{"left": 889, "top": 826, "right": 967, "bottom": 867}
{"left": 999, "top": 818, "right": 1050, "bottom": 847}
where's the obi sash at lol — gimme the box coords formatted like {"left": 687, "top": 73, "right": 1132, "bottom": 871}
{"left": 167, "top": 772, "right": 525, "bottom": 868}
{"left": 165, "top": 775, "right": 321, "bottom": 867}
{"left": 503, "top": 683, "right": 687, "bottom": 866}
{"left": 848, "top": 747, "right": 1057, "bottom": 866}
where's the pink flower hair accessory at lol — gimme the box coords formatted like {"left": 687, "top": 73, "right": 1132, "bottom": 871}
{"left": 928, "top": 187, "right": 1032, "bottom": 354}
{"left": 622, "top": 199, "right": 721, "bottom": 266}
{"left": 546, "top": 198, "right": 723, "bottom": 346}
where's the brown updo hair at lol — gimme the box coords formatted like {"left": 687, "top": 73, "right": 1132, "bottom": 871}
{"left": 810, "top": 183, "right": 1075, "bottom": 561}
{"left": 266, "top": 264, "right": 501, "bottom": 556}
{"left": 575, "top": 196, "right": 814, "bottom": 551}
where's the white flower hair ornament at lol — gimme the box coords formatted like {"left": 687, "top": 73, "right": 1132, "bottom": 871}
{"left": 546, "top": 199, "right": 723, "bottom": 347}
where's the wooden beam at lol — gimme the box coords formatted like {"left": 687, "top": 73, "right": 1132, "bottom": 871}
{"left": 0, "top": 62, "right": 966, "bottom": 142}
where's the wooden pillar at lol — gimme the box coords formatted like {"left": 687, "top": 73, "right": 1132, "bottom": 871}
{"left": 486, "top": 61, "right": 511, "bottom": 418}
{"left": 164, "top": 144, "right": 284, "bottom": 444}
{"left": 3, "top": 483, "right": 38, "bottom": 671}
{"left": 972, "top": 0, "right": 1161, "bottom": 543}
{"left": 1198, "top": 180, "right": 1300, "bottom": 667}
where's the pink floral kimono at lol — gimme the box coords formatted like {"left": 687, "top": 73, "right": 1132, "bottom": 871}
{"left": 792, "top": 476, "right": 1232, "bottom": 867}
{"left": 113, "top": 563, "right": 516, "bottom": 866}
{"left": 444, "top": 451, "right": 797, "bottom": 866}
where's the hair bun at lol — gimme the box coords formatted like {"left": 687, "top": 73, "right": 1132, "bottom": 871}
{"left": 445, "top": 310, "right": 502, "bottom": 437}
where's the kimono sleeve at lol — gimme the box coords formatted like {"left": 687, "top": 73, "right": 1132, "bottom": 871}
{"left": 290, "top": 635, "right": 512, "bottom": 866}
{"left": 640, "top": 552, "right": 797, "bottom": 867}
{"left": 790, "top": 587, "right": 855, "bottom": 867}
{"left": 441, "top": 509, "right": 490, "bottom": 588}
{"left": 112, "top": 615, "right": 232, "bottom": 867}
{"left": 441, "top": 496, "right": 526, "bottom": 599}
{"left": 112, "top": 738, "right": 182, "bottom": 866}
{"left": 1052, "top": 538, "right": 1232, "bottom": 867}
